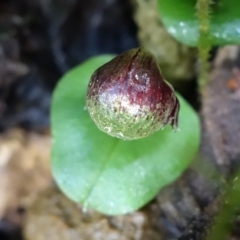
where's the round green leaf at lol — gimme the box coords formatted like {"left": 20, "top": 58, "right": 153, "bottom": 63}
{"left": 51, "top": 55, "right": 200, "bottom": 215}
{"left": 158, "top": 0, "right": 240, "bottom": 46}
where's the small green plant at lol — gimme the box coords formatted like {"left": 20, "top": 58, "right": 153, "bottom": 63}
{"left": 51, "top": 54, "right": 200, "bottom": 215}
{"left": 51, "top": 0, "right": 240, "bottom": 215}
{"left": 158, "top": 0, "right": 240, "bottom": 93}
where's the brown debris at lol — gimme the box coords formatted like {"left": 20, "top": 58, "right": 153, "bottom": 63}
{"left": 227, "top": 68, "right": 240, "bottom": 92}
{"left": 24, "top": 187, "right": 162, "bottom": 240}
{"left": 177, "top": 45, "right": 240, "bottom": 240}
{"left": 0, "top": 129, "right": 52, "bottom": 226}
{"left": 201, "top": 46, "right": 240, "bottom": 175}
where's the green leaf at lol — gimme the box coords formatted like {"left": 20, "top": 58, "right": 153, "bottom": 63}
{"left": 158, "top": 0, "right": 240, "bottom": 46}
{"left": 51, "top": 55, "right": 200, "bottom": 215}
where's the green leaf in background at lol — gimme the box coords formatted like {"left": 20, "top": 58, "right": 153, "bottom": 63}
{"left": 51, "top": 55, "right": 200, "bottom": 215}
{"left": 158, "top": 0, "right": 240, "bottom": 46}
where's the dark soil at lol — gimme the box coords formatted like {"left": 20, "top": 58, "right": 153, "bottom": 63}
{"left": 0, "top": 0, "right": 138, "bottom": 132}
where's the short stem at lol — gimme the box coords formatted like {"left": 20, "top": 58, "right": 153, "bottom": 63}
{"left": 196, "top": 0, "right": 212, "bottom": 96}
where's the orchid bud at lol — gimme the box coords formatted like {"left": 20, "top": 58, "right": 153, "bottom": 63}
{"left": 86, "top": 48, "right": 179, "bottom": 140}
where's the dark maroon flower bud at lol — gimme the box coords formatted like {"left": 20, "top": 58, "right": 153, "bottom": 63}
{"left": 86, "top": 48, "right": 179, "bottom": 140}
